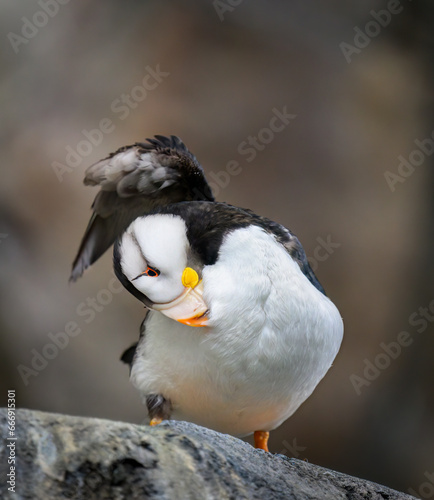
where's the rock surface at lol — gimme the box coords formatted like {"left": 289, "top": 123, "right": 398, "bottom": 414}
{"left": 0, "top": 408, "right": 415, "bottom": 500}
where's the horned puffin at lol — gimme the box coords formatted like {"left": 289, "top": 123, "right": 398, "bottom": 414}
{"left": 71, "top": 135, "right": 343, "bottom": 451}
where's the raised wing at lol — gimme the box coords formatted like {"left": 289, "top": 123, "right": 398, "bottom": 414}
{"left": 70, "top": 135, "right": 214, "bottom": 282}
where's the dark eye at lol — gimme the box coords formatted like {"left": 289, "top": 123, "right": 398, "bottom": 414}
{"left": 132, "top": 266, "right": 160, "bottom": 280}
{"left": 144, "top": 266, "right": 159, "bottom": 277}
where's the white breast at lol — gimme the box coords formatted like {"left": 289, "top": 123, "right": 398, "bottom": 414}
{"left": 130, "top": 226, "right": 343, "bottom": 436}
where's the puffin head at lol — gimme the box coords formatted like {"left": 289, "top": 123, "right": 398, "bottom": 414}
{"left": 114, "top": 214, "right": 209, "bottom": 327}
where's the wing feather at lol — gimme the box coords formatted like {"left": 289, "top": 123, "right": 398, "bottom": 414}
{"left": 70, "top": 136, "right": 214, "bottom": 281}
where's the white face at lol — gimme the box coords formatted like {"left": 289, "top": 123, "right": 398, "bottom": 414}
{"left": 119, "top": 214, "right": 189, "bottom": 304}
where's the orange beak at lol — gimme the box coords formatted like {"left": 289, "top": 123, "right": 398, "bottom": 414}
{"left": 151, "top": 268, "right": 209, "bottom": 327}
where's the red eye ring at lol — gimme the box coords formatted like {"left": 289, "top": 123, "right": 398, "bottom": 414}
{"left": 132, "top": 266, "right": 160, "bottom": 280}
{"left": 144, "top": 266, "right": 159, "bottom": 277}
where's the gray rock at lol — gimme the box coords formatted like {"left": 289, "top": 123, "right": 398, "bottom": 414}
{"left": 0, "top": 408, "right": 416, "bottom": 500}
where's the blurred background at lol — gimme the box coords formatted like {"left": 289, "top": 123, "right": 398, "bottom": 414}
{"left": 1, "top": 0, "right": 433, "bottom": 496}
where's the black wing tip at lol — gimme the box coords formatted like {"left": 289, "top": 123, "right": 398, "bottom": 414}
{"left": 69, "top": 239, "right": 94, "bottom": 283}
{"left": 69, "top": 259, "right": 87, "bottom": 283}
{"left": 68, "top": 273, "right": 78, "bottom": 284}
{"left": 106, "top": 136, "right": 187, "bottom": 159}
{"left": 139, "top": 135, "right": 189, "bottom": 155}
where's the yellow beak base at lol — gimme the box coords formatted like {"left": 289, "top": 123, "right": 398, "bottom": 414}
{"left": 152, "top": 268, "right": 209, "bottom": 327}
{"left": 182, "top": 267, "right": 199, "bottom": 288}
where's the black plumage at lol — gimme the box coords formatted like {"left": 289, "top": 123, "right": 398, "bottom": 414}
{"left": 72, "top": 134, "right": 323, "bottom": 294}
{"left": 113, "top": 201, "right": 325, "bottom": 305}
{"left": 74, "top": 133, "right": 326, "bottom": 342}
{"left": 157, "top": 201, "right": 325, "bottom": 294}
{"left": 70, "top": 135, "right": 214, "bottom": 282}
{"left": 72, "top": 135, "right": 340, "bottom": 443}
{"left": 117, "top": 199, "right": 326, "bottom": 376}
